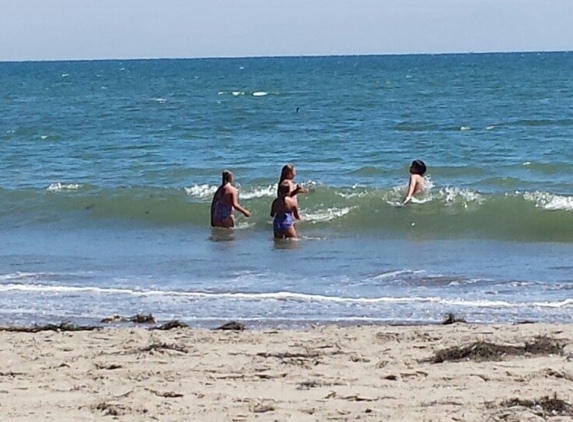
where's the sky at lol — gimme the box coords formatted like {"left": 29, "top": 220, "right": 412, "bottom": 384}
{"left": 1, "top": 0, "right": 572, "bottom": 61}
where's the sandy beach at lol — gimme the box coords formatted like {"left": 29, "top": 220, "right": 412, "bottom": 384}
{"left": 1, "top": 322, "right": 573, "bottom": 421}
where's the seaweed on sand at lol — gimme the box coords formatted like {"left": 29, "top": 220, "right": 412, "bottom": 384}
{"left": 428, "top": 335, "right": 564, "bottom": 363}
{"left": 214, "top": 321, "right": 245, "bottom": 331}
{"left": 100, "top": 313, "right": 156, "bottom": 324}
{"left": 149, "top": 320, "right": 189, "bottom": 330}
{"left": 0, "top": 322, "right": 100, "bottom": 333}
{"left": 442, "top": 313, "right": 466, "bottom": 325}
{"left": 499, "top": 393, "right": 573, "bottom": 418}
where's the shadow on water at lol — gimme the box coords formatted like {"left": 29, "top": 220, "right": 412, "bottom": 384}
{"left": 272, "top": 237, "right": 303, "bottom": 251}
{"left": 208, "top": 228, "right": 236, "bottom": 243}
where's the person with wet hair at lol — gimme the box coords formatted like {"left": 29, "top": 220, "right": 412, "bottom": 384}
{"left": 277, "top": 164, "right": 309, "bottom": 199}
{"left": 403, "top": 160, "right": 427, "bottom": 205}
{"left": 210, "top": 170, "right": 250, "bottom": 228}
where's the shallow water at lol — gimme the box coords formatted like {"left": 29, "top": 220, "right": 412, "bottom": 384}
{"left": 1, "top": 53, "right": 573, "bottom": 326}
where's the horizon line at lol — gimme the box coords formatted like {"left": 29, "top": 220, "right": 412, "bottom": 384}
{"left": 1, "top": 49, "right": 571, "bottom": 65}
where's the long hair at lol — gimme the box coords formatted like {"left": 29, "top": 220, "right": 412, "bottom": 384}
{"left": 279, "top": 164, "right": 294, "bottom": 184}
{"left": 221, "top": 170, "right": 233, "bottom": 185}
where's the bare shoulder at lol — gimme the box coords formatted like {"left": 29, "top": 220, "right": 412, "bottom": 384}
{"left": 285, "top": 196, "right": 298, "bottom": 207}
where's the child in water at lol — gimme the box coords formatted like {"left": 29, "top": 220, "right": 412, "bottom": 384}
{"left": 210, "top": 170, "right": 251, "bottom": 228}
{"left": 277, "top": 164, "right": 309, "bottom": 199}
{"left": 403, "top": 159, "right": 427, "bottom": 205}
{"left": 271, "top": 183, "right": 300, "bottom": 239}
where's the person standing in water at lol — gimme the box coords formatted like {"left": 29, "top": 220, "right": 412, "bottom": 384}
{"left": 271, "top": 183, "right": 300, "bottom": 239}
{"left": 403, "top": 159, "right": 427, "bottom": 205}
{"left": 277, "top": 164, "right": 309, "bottom": 199}
{"left": 210, "top": 170, "right": 250, "bottom": 228}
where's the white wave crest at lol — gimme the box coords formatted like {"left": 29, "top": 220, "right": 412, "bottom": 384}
{"left": 240, "top": 185, "right": 276, "bottom": 199}
{"left": 252, "top": 91, "right": 268, "bottom": 97}
{"left": 371, "top": 270, "right": 425, "bottom": 280}
{"left": 303, "top": 207, "right": 353, "bottom": 223}
{"left": 439, "top": 187, "right": 484, "bottom": 207}
{"left": 335, "top": 185, "right": 370, "bottom": 199}
{"left": 185, "top": 184, "right": 276, "bottom": 200}
{"left": 3, "top": 284, "right": 571, "bottom": 309}
{"left": 185, "top": 184, "right": 218, "bottom": 199}
{"left": 47, "top": 183, "right": 81, "bottom": 192}
{"left": 524, "top": 191, "right": 573, "bottom": 211}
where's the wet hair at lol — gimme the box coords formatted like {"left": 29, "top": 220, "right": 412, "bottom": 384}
{"left": 279, "top": 164, "right": 295, "bottom": 184}
{"left": 221, "top": 170, "right": 233, "bottom": 185}
{"left": 411, "top": 160, "right": 427, "bottom": 175}
{"left": 277, "top": 183, "right": 290, "bottom": 196}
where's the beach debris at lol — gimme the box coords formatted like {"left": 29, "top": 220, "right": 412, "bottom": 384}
{"left": 427, "top": 335, "right": 564, "bottom": 363}
{"left": 322, "top": 392, "right": 375, "bottom": 402}
{"left": 545, "top": 368, "right": 573, "bottom": 381}
{"left": 215, "top": 321, "right": 245, "bottom": 331}
{"left": 296, "top": 380, "right": 345, "bottom": 390}
{"left": 344, "top": 395, "right": 375, "bottom": 402}
{"left": 146, "top": 387, "right": 183, "bottom": 398}
{"left": 93, "top": 402, "right": 130, "bottom": 417}
{"left": 255, "top": 372, "right": 288, "bottom": 380}
{"left": 94, "top": 363, "right": 123, "bottom": 370}
{"left": 0, "top": 371, "right": 24, "bottom": 377}
{"left": 100, "top": 313, "right": 156, "bottom": 324}
{"left": 258, "top": 351, "right": 321, "bottom": 359}
{"left": 442, "top": 313, "right": 466, "bottom": 325}
{"left": 150, "top": 320, "right": 189, "bottom": 330}
{"left": 138, "top": 343, "right": 188, "bottom": 354}
{"left": 0, "top": 322, "right": 100, "bottom": 333}
{"left": 499, "top": 393, "right": 573, "bottom": 418}
{"left": 251, "top": 400, "right": 276, "bottom": 413}
{"left": 350, "top": 355, "right": 371, "bottom": 363}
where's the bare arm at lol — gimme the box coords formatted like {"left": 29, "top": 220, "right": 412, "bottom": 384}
{"left": 293, "top": 204, "right": 301, "bottom": 220}
{"left": 403, "top": 175, "right": 417, "bottom": 205}
{"left": 210, "top": 188, "right": 220, "bottom": 226}
{"left": 290, "top": 184, "right": 309, "bottom": 197}
{"left": 231, "top": 190, "right": 250, "bottom": 217}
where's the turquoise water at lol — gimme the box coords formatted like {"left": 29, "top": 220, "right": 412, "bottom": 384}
{"left": 1, "top": 52, "right": 573, "bottom": 326}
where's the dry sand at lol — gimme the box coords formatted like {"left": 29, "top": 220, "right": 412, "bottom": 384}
{"left": 1, "top": 323, "right": 573, "bottom": 421}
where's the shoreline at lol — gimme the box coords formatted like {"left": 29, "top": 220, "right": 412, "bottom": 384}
{"left": 2, "top": 322, "right": 573, "bottom": 421}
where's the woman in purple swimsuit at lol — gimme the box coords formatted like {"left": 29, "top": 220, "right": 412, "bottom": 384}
{"left": 210, "top": 170, "right": 250, "bottom": 228}
{"left": 270, "top": 184, "right": 300, "bottom": 239}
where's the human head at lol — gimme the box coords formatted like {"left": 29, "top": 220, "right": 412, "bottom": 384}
{"left": 279, "top": 164, "right": 296, "bottom": 182}
{"left": 410, "top": 160, "right": 427, "bottom": 175}
{"left": 277, "top": 183, "right": 290, "bottom": 197}
{"left": 222, "top": 170, "right": 234, "bottom": 185}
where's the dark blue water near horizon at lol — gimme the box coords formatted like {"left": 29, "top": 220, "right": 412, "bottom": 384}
{"left": 1, "top": 52, "right": 573, "bottom": 327}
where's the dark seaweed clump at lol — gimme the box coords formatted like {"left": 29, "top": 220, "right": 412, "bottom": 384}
{"left": 428, "top": 335, "right": 564, "bottom": 363}
{"left": 500, "top": 393, "right": 573, "bottom": 418}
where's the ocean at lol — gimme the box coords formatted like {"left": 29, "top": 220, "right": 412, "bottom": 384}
{"left": 1, "top": 52, "right": 573, "bottom": 327}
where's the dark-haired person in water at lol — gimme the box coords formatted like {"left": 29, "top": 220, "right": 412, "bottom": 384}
{"left": 210, "top": 170, "right": 250, "bottom": 228}
{"left": 403, "top": 160, "right": 427, "bottom": 205}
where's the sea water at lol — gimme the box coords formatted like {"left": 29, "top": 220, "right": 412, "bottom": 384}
{"left": 1, "top": 52, "right": 573, "bottom": 327}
